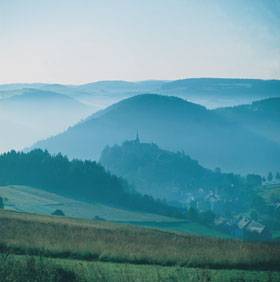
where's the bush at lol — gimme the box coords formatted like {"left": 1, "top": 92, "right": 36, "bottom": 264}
{"left": 52, "top": 209, "right": 65, "bottom": 216}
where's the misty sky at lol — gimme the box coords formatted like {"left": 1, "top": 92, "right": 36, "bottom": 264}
{"left": 0, "top": 0, "right": 280, "bottom": 83}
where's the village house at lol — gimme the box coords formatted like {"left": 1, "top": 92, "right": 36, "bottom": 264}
{"left": 214, "top": 216, "right": 272, "bottom": 241}
{"left": 235, "top": 216, "right": 271, "bottom": 240}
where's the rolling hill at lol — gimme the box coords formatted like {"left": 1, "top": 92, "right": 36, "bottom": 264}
{"left": 0, "top": 185, "right": 177, "bottom": 222}
{"left": 0, "top": 89, "right": 94, "bottom": 152}
{"left": 0, "top": 185, "right": 231, "bottom": 238}
{"left": 1, "top": 78, "right": 279, "bottom": 109}
{"left": 33, "top": 94, "right": 280, "bottom": 174}
{"left": 1, "top": 209, "right": 280, "bottom": 275}
{"left": 0, "top": 149, "right": 182, "bottom": 217}
{"left": 160, "top": 78, "right": 280, "bottom": 108}
{"left": 215, "top": 97, "right": 280, "bottom": 145}
{"left": 100, "top": 140, "right": 239, "bottom": 202}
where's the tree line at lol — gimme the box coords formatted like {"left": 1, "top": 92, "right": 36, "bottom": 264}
{"left": 0, "top": 149, "right": 183, "bottom": 218}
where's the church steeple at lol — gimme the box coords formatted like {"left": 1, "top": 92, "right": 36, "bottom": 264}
{"left": 135, "top": 130, "right": 140, "bottom": 143}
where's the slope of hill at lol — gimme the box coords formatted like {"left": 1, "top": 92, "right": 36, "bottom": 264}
{"left": 33, "top": 94, "right": 280, "bottom": 174}
{"left": 0, "top": 81, "right": 166, "bottom": 108}
{"left": 0, "top": 149, "right": 182, "bottom": 217}
{"left": 77, "top": 80, "right": 166, "bottom": 95}
{"left": 0, "top": 88, "right": 91, "bottom": 114}
{"left": 0, "top": 185, "right": 177, "bottom": 222}
{"left": 1, "top": 209, "right": 280, "bottom": 272}
{"left": 215, "top": 97, "right": 280, "bottom": 145}
{"left": 0, "top": 185, "right": 231, "bottom": 238}
{"left": 0, "top": 89, "right": 94, "bottom": 152}
{"left": 100, "top": 139, "right": 246, "bottom": 203}
{"left": 160, "top": 78, "right": 280, "bottom": 108}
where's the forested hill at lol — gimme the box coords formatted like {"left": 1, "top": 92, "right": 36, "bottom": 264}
{"left": 0, "top": 149, "right": 182, "bottom": 217}
{"left": 214, "top": 97, "right": 280, "bottom": 145}
{"left": 100, "top": 140, "right": 262, "bottom": 205}
{"left": 32, "top": 94, "right": 280, "bottom": 174}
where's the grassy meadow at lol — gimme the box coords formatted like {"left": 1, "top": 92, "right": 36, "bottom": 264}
{"left": 1, "top": 209, "right": 280, "bottom": 282}
{"left": 0, "top": 185, "right": 178, "bottom": 222}
{"left": 0, "top": 185, "right": 230, "bottom": 240}
{"left": 126, "top": 221, "right": 233, "bottom": 239}
{"left": 1, "top": 254, "right": 280, "bottom": 282}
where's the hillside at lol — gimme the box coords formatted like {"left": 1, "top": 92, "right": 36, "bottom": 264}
{"left": 0, "top": 185, "right": 232, "bottom": 239}
{"left": 0, "top": 185, "right": 178, "bottom": 222}
{"left": 215, "top": 97, "right": 280, "bottom": 145}
{"left": 0, "top": 210, "right": 279, "bottom": 282}
{"left": 1, "top": 210, "right": 280, "bottom": 271}
{"left": 33, "top": 94, "right": 280, "bottom": 174}
{"left": 160, "top": 78, "right": 280, "bottom": 108}
{"left": 0, "top": 149, "right": 182, "bottom": 217}
{"left": 100, "top": 139, "right": 248, "bottom": 204}
{"left": 0, "top": 89, "right": 94, "bottom": 152}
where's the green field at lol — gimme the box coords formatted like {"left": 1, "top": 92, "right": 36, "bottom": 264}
{"left": 1, "top": 209, "right": 280, "bottom": 281}
{"left": 0, "top": 185, "right": 228, "bottom": 239}
{"left": 1, "top": 254, "right": 280, "bottom": 282}
{"left": 0, "top": 185, "right": 178, "bottom": 222}
{"left": 125, "top": 221, "right": 233, "bottom": 239}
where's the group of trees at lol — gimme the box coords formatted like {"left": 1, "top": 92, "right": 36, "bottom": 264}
{"left": 264, "top": 172, "right": 280, "bottom": 183}
{"left": 0, "top": 196, "right": 3, "bottom": 209}
{"left": 100, "top": 140, "right": 266, "bottom": 206}
{"left": 0, "top": 149, "right": 183, "bottom": 217}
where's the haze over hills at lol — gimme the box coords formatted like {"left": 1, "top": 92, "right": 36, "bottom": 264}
{"left": 160, "top": 78, "right": 280, "bottom": 108}
{"left": 1, "top": 78, "right": 279, "bottom": 109}
{"left": 215, "top": 98, "right": 280, "bottom": 145}
{"left": 33, "top": 94, "right": 280, "bottom": 174}
{"left": 0, "top": 89, "right": 94, "bottom": 152}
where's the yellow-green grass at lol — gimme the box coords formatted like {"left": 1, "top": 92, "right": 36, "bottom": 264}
{"left": 126, "top": 221, "right": 233, "bottom": 239}
{"left": 1, "top": 254, "right": 280, "bottom": 282}
{"left": 1, "top": 210, "right": 280, "bottom": 271}
{"left": 0, "top": 185, "right": 229, "bottom": 239}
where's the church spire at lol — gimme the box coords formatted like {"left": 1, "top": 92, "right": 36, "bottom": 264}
{"left": 136, "top": 130, "right": 140, "bottom": 143}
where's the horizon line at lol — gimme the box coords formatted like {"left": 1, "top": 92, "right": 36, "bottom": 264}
{"left": 0, "top": 76, "right": 280, "bottom": 86}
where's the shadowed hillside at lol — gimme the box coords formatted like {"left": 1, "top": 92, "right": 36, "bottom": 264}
{"left": 100, "top": 140, "right": 240, "bottom": 199}
{"left": 0, "top": 89, "right": 94, "bottom": 152}
{"left": 33, "top": 94, "right": 280, "bottom": 174}
{"left": 0, "top": 149, "right": 182, "bottom": 217}
{"left": 215, "top": 97, "right": 280, "bottom": 145}
{"left": 160, "top": 78, "right": 280, "bottom": 108}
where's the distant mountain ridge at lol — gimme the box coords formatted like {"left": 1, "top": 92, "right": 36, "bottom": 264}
{"left": 33, "top": 94, "right": 280, "bottom": 174}
{"left": 0, "top": 88, "right": 87, "bottom": 105}
{"left": 1, "top": 78, "right": 279, "bottom": 108}
{"left": 215, "top": 97, "right": 280, "bottom": 145}
{"left": 0, "top": 89, "right": 94, "bottom": 152}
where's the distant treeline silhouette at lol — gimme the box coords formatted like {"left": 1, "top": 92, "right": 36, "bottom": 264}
{"left": 0, "top": 149, "right": 183, "bottom": 217}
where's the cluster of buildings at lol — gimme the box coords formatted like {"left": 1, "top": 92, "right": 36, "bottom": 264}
{"left": 183, "top": 190, "right": 273, "bottom": 241}
{"left": 184, "top": 190, "right": 242, "bottom": 215}
{"left": 214, "top": 216, "right": 272, "bottom": 241}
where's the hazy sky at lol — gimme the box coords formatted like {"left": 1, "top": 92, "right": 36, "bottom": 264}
{"left": 0, "top": 0, "right": 280, "bottom": 83}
